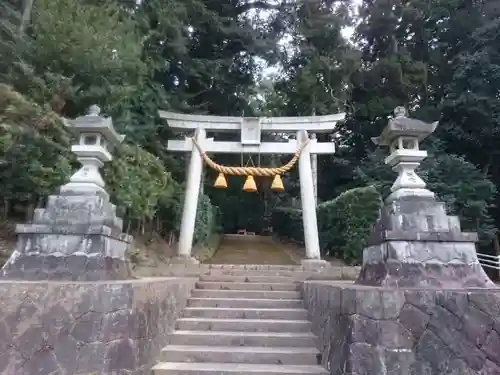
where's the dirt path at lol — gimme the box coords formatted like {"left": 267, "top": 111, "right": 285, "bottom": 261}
{"left": 205, "top": 235, "right": 297, "bottom": 265}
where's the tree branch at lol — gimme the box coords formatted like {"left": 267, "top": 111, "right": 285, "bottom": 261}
{"left": 236, "top": 0, "right": 282, "bottom": 14}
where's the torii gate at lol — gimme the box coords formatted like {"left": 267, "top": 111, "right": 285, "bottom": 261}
{"left": 160, "top": 111, "right": 345, "bottom": 263}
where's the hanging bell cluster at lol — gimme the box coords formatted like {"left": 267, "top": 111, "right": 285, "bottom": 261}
{"left": 212, "top": 173, "right": 284, "bottom": 193}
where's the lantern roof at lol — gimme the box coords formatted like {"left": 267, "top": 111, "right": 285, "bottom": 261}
{"left": 65, "top": 105, "right": 125, "bottom": 145}
{"left": 372, "top": 107, "right": 438, "bottom": 146}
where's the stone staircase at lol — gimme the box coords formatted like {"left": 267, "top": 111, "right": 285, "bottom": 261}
{"left": 152, "top": 266, "right": 328, "bottom": 375}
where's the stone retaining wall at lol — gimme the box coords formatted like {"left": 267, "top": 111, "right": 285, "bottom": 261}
{"left": 0, "top": 277, "right": 196, "bottom": 375}
{"left": 302, "top": 281, "right": 500, "bottom": 375}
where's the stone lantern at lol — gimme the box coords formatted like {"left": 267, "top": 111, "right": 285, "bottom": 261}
{"left": 371, "top": 106, "right": 437, "bottom": 202}
{"left": 1, "top": 105, "right": 132, "bottom": 281}
{"left": 61, "top": 105, "right": 125, "bottom": 195}
{"left": 356, "top": 106, "right": 493, "bottom": 288}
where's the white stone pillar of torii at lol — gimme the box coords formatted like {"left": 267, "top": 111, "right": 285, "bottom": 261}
{"left": 310, "top": 133, "right": 318, "bottom": 205}
{"left": 159, "top": 111, "right": 345, "bottom": 264}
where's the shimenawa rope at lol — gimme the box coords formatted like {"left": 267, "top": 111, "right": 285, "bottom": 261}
{"left": 190, "top": 137, "right": 309, "bottom": 177}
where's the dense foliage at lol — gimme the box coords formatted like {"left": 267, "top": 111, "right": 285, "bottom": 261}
{"left": 1, "top": 0, "right": 500, "bottom": 259}
{"left": 0, "top": 84, "right": 73, "bottom": 219}
{"left": 194, "top": 194, "right": 221, "bottom": 247}
{"left": 271, "top": 207, "right": 304, "bottom": 244}
{"left": 317, "top": 186, "right": 382, "bottom": 264}
{"left": 272, "top": 186, "right": 382, "bottom": 264}
{"left": 0, "top": 83, "right": 220, "bottom": 244}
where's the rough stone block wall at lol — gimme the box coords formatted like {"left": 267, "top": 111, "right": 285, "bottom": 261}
{"left": 0, "top": 277, "right": 196, "bottom": 375}
{"left": 302, "top": 281, "right": 500, "bottom": 375}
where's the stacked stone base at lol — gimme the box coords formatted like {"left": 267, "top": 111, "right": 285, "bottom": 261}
{"left": 357, "top": 197, "right": 494, "bottom": 288}
{"left": 1, "top": 191, "right": 133, "bottom": 281}
{"left": 1, "top": 254, "right": 130, "bottom": 281}
{"left": 358, "top": 259, "right": 494, "bottom": 288}
{"left": 302, "top": 281, "right": 500, "bottom": 375}
{"left": 0, "top": 277, "right": 196, "bottom": 375}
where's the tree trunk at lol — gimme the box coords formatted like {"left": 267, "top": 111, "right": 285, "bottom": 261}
{"left": 482, "top": 154, "right": 492, "bottom": 176}
{"left": 20, "top": 0, "right": 35, "bottom": 36}
{"left": 2, "top": 199, "right": 9, "bottom": 220}
{"left": 156, "top": 215, "right": 161, "bottom": 233}
{"left": 25, "top": 202, "right": 35, "bottom": 222}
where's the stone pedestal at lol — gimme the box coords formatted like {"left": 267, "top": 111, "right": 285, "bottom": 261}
{"left": 357, "top": 196, "right": 494, "bottom": 288}
{"left": 1, "top": 191, "right": 133, "bottom": 281}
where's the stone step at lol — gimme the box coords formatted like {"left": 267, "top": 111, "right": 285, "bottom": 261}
{"left": 206, "top": 270, "right": 311, "bottom": 278}
{"left": 153, "top": 362, "right": 328, "bottom": 375}
{"left": 196, "top": 281, "right": 298, "bottom": 291}
{"left": 183, "top": 307, "right": 308, "bottom": 320}
{"left": 175, "top": 318, "right": 311, "bottom": 332}
{"left": 160, "top": 345, "right": 321, "bottom": 365}
{"left": 206, "top": 265, "right": 304, "bottom": 271}
{"left": 191, "top": 289, "right": 301, "bottom": 299}
{"left": 187, "top": 298, "right": 304, "bottom": 309}
{"left": 200, "top": 275, "right": 297, "bottom": 283}
{"left": 169, "top": 330, "right": 317, "bottom": 347}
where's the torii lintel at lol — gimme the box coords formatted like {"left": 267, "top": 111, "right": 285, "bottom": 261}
{"left": 159, "top": 111, "right": 346, "bottom": 133}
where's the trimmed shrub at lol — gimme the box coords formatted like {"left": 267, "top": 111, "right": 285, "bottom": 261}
{"left": 194, "top": 194, "right": 221, "bottom": 246}
{"left": 172, "top": 189, "right": 221, "bottom": 247}
{"left": 272, "top": 185, "right": 382, "bottom": 265}
{"left": 317, "top": 185, "right": 382, "bottom": 264}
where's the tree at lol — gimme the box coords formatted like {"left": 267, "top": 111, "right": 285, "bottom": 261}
{"left": 261, "top": 0, "right": 357, "bottom": 204}
{"left": 3, "top": 0, "right": 146, "bottom": 116}
{"left": 339, "top": 0, "right": 427, "bottom": 157}
{"left": 105, "top": 143, "right": 176, "bottom": 232}
{"left": 0, "top": 84, "right": 73, "bottom": 218}
{"left": 436, "top": 0, "right": 500, "bottom": 241}
{"left": 440, "top": 3, "right": 500, "bottom": 174}
{"left": 271, "top": 0, "right": 354, "bottom": 117}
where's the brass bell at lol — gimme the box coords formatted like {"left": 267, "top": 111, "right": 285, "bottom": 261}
{"left": 271, "top": 175, "right": 285, "bottom": 192}
{"left": 243, "top": 175, "right": 257, "bottom": 192}
{"left": 213, "top": 173, "right": 228, "bottom": 189}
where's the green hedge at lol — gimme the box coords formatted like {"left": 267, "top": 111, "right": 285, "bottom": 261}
{"left": 317, "top": 186, "right": 382, "bottom": 264}
{"left": 169, "top": 184, "right": 221, "bottom": 247}
{"left": 194, "top": 194, "right": 221, "bottom": 246}
{"left": 272, "top": 186, "right": 382, "bottom": 264}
